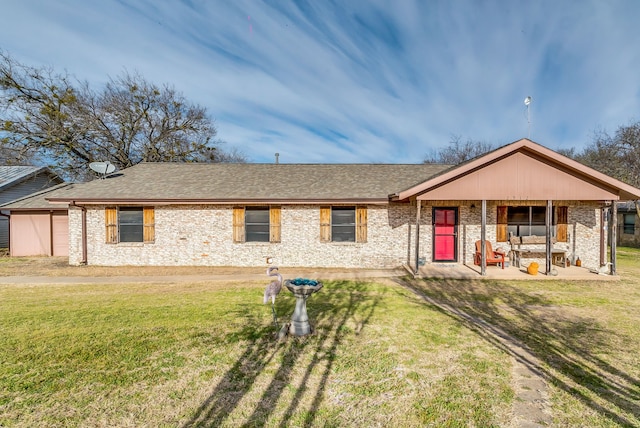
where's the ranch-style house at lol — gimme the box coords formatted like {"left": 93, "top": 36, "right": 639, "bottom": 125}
{"left": 44, "top": 139, "right": 640, "bottom": 276}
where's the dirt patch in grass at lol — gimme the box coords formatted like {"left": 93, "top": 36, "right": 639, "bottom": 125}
{"left": 0, "top": 256, "right": 368, "bottom": 278}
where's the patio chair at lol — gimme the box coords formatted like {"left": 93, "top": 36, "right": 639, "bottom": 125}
{"left": 474, "top": 240, "right": 505, "bottom": 269}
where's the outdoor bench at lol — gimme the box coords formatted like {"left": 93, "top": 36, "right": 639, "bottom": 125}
{"left": 509, "top": 235, "right": 568, "bottom": 268}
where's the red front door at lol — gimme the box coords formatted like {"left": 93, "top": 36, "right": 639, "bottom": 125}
{"left": 433, "top": 208, "right": 458, "bottom": 262}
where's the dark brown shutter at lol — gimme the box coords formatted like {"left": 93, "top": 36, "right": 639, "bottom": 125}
{"left": 270, "top": 206, "right": 281, "bottom": 243}
{"left": 105, "top": 207, "right": 118, "bottom": 244}
{"left": 143, "top": 207, "right": 155, "bottom": 243}
{"left": 356, "top": 206, "right": 367, "bottom": 243}
{"left": 496, "top": 206, "right": 508, "bottom": 242}
{"left": 557, "top": 206, "right": 568, "bottom": 242}
{"left": 233, "top": 207, "right": 245, "bottom": 243}
{"left": 320, "top": 207, "right": 331, "bottom": 242}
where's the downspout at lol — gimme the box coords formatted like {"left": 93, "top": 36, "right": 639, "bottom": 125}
{"left": 406, "top": 223, "right": 412, "bottom": 267}
{"left": 70, "top": 202, "right": 87, "bottom": 265}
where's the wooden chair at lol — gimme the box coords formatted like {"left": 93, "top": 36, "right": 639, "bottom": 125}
{"left": 474, "top": 240, "right": 505, "bottom": 269}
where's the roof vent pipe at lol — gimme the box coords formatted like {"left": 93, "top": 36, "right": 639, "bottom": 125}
{"left": 275, "top": 153, "right": 279, "bottom": 164}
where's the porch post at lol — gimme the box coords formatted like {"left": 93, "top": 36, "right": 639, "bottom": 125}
{"left": 611, "top": 202, "right": 617, "bottom": 275}
{"left": 481, "top": 199, "right": 486, "bottom": 276}
{"left": 546, "top": 200, "right": 552, "bottom": 274}
{"left": 600, "top": 208, "right": 606, "bottom": 266}
{"left": 414, "top": 200, "right": 421, "bottom": 274}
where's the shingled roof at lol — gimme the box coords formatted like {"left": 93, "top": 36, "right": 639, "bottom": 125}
{"left": 0, "top": 166, "right": 60, "bottom": 191}
{"left": 46, "top": 163, "right": 452, "bottom": 204}
{"left": 0, "top": 183, "right": 76, "bottom": 210}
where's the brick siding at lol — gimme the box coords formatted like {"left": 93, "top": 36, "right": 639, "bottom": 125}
{"left": 68, "top": 202, "right": 605, "bottom": 270}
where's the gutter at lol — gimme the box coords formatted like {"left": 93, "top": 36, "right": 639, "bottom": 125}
{"left": 46, "top": 198, "right": 392, "bottom": 205}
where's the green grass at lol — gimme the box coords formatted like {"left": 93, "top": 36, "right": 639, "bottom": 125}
{"left": 0, "top": 280, "right": 512, "bottom": 426}
{"left": 410, "top": 246, "right": 640, "bottom": 427}
{"left": 1, "top": 249, "right": 639, "bottom": 426}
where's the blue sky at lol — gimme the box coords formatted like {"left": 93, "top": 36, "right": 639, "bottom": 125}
{"left": 2, "top": 0, "right": 640, "bottom": 163}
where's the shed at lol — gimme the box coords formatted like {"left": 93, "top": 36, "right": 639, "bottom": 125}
{"left": 0, "top": 183, "right": 73, "bottom": 256}
{"left": 616, "top": 201, "right": 640, "bottom": 247}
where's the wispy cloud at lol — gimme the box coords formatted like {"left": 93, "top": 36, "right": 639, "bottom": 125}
{"left": 2, "top": 0, "right": 640, "bottom": 162}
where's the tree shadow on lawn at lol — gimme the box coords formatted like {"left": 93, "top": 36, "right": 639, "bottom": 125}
{"left": 398, "top": 277, "right": 640, "bottom": 426}
{"left": 182, "top": 280, "right": 382, "bottom": 428}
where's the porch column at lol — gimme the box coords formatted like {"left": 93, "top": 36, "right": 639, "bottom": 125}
{"left": 545, "top": 200, "right": 552, "bottom": 274}
{"left": 600, "top": 208, "right": 606, "bottom": 266}
{"left": 611, "top": 202, "right": 617, "bottom": 275}
{"left": 414, "top": 200, "right": 421, "bottom": 274}
{"left": 481, "top": 199, "right": 486, "bottom": 276}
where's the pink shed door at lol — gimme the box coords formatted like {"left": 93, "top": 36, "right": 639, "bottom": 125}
{"left": 433, "top": 208, "right": 458, "bottom": 262}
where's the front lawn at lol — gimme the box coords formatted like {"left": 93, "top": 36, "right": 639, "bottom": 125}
{"left": 0, "top": 280, "right": 512, "bottom": 427}
{"left": 0, "top": 249, "right": 639, "bottom": 426}
{"left": 407, "top": 247, "right": 640, "bottom": 427}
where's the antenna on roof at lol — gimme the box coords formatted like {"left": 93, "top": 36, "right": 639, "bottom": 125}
{"left": 275, "top": 153, "right": 279, "bottom": 164}
{"left": 524, "top": 96, "right": 532, "bottom": 139}
{"left": 89, "top": 161, "right": 116, "bottom": 179}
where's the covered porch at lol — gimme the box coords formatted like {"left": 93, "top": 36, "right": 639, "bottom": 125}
{"left": 393, "top": 139, "right": 640, "bottom": 278}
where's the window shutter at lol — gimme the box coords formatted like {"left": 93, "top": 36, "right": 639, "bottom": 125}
{"left": 320, "top": 206, "right": 331, "bottom": 242}
{"left": 557, "top": 206, "right": 568, "bottom": 242}
{"left": 143, "top": 207, "right": 155, "bottom": 243}
{"left": 356, "top": 206, "right": 367, "bottom": 243}
{"left": 105, "top": 207, "right": 118, "bottom": 244}
{"left": 496, "top": 206, "right": 508, "bottom": 242}
{"left": 233, "top": 207, "right": 245, "bottom": 243}
{"left": 270, "top": 206, "right": 281, "bottom": 243}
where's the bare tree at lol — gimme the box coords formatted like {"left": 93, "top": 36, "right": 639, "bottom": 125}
{"left": 0, "top": 51, "right": 79, "bottom": 169}
{"left": 423, "top": 135, "right": 495, "bottom": 164}
{"left": 573, "top": 122, "right": 640, "bottom": 217}
{"left": 0, "top": 51, "right": 243, "bottom": 181}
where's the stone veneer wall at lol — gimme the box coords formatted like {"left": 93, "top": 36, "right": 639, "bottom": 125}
{"left": 69, "top": 204, "right": 419, "bottom": 268}
{"left": 68, "top": 202, "right": 605, "bottom": 269}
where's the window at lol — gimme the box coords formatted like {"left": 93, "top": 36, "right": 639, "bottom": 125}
{"left": 497, "top": 205, "right": 568, "bottom": 242}
{"left": 332, "top": 207, "right": 356, "bottom": 242}
{"left": 245, "top": 207, "right": 270, "bottom": 242}
{"left": 623, "top": 214, "right": 635, "bottom": 235}
{"left": 232, "top": 206, "right": 281, "bottom": 243}
{"left": 507, "top": 206, "right": 549, "bottom": 237}
{"left": 119, "top": 207, "right": 144, "bottom": 242}
{"left": 320, "top": 206, "right": 367, "bottom": 243}
{"left": 105, "top": 207, "right": 155, "bottom": 244}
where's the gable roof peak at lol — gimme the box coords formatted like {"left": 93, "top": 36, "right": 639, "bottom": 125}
{"left": 396, "top": 138, "right": 640, "bottom": 201}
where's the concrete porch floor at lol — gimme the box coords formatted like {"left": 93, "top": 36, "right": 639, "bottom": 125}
{"left": 413, "top": 262, "right": 619, "bottom": 281}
